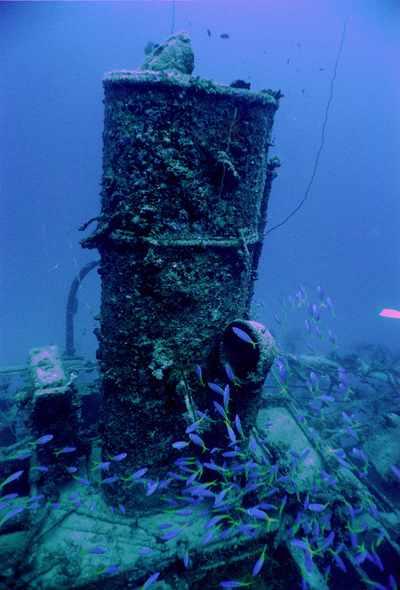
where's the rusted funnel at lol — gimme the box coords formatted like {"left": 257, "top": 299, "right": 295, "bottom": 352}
{"left": 218, "top": 319, "right": 276, "bottom": 432}
{"left": 82, "top": 33, "right": 280, "bottom": 480}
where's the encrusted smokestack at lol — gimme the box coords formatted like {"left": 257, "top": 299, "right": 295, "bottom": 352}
{"left": 82, "top": 33, "right": 280, "bottom": 493}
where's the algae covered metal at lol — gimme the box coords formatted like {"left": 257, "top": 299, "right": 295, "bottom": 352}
{"left": 82, "top": 33, "right": 281, "bottom": 474}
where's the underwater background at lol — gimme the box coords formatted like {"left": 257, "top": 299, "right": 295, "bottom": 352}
{"left": 0, "top": 2, "right": 400, "bottom": 590}
{"left": 0, "top": 0, "right": 399, "bottom": 364}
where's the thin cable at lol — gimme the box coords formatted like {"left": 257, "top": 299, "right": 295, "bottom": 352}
{"left": 170, "top": 0, "right": 176, "bottom": 35}
{"left": 265, "top": 17, "right": 349, "bottom": 237}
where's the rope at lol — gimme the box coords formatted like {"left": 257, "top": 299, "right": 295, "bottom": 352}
{"left": 265, "top": 17, "right": 349, "bottom": 236}
{"left": 170, "top": 0, "right": 176, "bottom": 35}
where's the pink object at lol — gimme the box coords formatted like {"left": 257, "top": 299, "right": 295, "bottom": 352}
{"left": 248, "top": 320, "right": 267, "bottom": 333}
{"left": 379, "top": 308, "right": 400, "bottom": 319}
{"left": 36, "top": 366, "right": 64, "bottom": 385}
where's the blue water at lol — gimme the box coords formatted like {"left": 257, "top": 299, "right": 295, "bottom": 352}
{"left": 0, "top": 3, "right": 399, "bottom": 590}
{"left": 0, "top": 0, "right": 399, "bottom": 364}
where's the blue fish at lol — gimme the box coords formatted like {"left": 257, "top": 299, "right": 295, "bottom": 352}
{"left": 231, "top": 326, "right": 256, "bottom": 348}
{"left": 208, "top": 382, "right": 225, "bottom": 396}
{"left": 142, "top": 572, "right": 160, "bottom": 589}
{"left": 225, "top": 422, "right": 237, "bottom": 445}
{"left": 206, "top": 514, "right": 226, "bottom": 529}
{"left": 55, "top": 446, "right": 76, "bottom": 456}
{"left": 202, "top": 529, "right": 215, "bottom": 545}
{"left": 35, "top": 434, "right": 54, "bottom": 445}
{"left": 326, "top": 296, "right": 335, "bottom": 315}
{"left": 102, "top": 476, "right": 119, "bottom": 485}
{"left": 189, "top": 433, "right": 207, "bottom": 450}
{"left": 252, "top": 546, "right": 267, "bottom": 576}
{"left": 224, "top": 362, "right": 239, "bottom": 385}
{"left": 131, "top": 467, "right": 148, "bottom": 480}
{"left": 234, "top": 414, "right": 244, "bottom": 437}
{"left": 318, "top": 394, "right": 334, "bottom": 403}
{"left": 247, "top": 507, "right": 268, "bottom": 520}
{"left": 172, "top": 441, "right": 189, "bottom": 450}
{"left": 93, "top": 461, "right": 111, "bottom": 471}
{"left": 161, "top": 528, "right": 181, "bottom": 541}
{"left": 182, "top": 548, "right": 191, "bottom": 568}
{"left": 76, "top": 477, "right": 91, "bottom": 486}
{"left": 351, "top": 448, "right": 368, "bottom": 463}
{"left": 311, "top": 303, "right": 320, "bottom": 321}
{"left": 138, "top": 546, "right": 154, "bottom": 556}
{"left": 31, "top": 466, "right": 49, "bottom": 473}
{"left": 195, "top": 364, "right": 204, "bottom": 385}
{"left": 0, "top": 506, "right": 24, "bottom": 527}
{"left": 333, "top": 553, "right": 347, "bottom": 572}
{"left": 316, "top": 285, "right": 325, "bottom": 300}
{"left": 291, "top": 538, "right": 309, "bottom": 550}
{"left": 308, "top": 502, "right": 327, "bottom": 512}
{"left": 390, "top": 465, "right": 400, "bottom": 481}
{"left": 89, "top": 546, "right": 107, "bottom": 555}
{"left": 103, "top": 564, "right": 119, "bottom": 576}
{"left": 145, "top": 479, "right": 159, "bottom": 496}
{"left": 219, "top": 581, "right": 250, "bottom": 588}
{"left": 2, "top": 493, "right": 18, "bottom": 500}
{"left": 308, "top": 371, "right": 319, "bottom": 389}
{"left": 214, "top": 401, "right": 229, "bottom": 421}
{"left": 0, "top": 470, "right": 24, "bottom": 489}
{"left": 327, "top": 330, "right": 336, "bottom": 345}
{"left": 275, "top": 359, "right": 287, "bottom": 382}
{"left": 223, "top": 385, "right": 230, "bottom": 410}
{"left": 214, "top": 488, "right": 229, "bottom": 507}
{"left": 320, "top": 531, "right": 335, "bottom": 551}
{"left": 111, "top": 452, "right": 127, "bottom": 462}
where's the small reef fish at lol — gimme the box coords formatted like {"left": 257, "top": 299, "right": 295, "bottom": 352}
{"left": 224, "top": 362, "right": 239, "bottom": 385}
{"left": 0, "top": 506, "right": 25, "bottom": 528}
{"left": 219, "top": 581, "right": 250, "bottom": 588}
{"left": 172, "top": 441, "right": 189, "bottom": 450}
{"left": 1, "top": 493, "right": 18, "bottom": 500}
{"left": 195, "top": 364, "right": 205, "bottom": 385}
{"left": 110, "top": 452, "right": 127, "bottom": 462}
{"left": 88, "top": 546, "right": 107, "bottom": 555}
{"left": 103, "top": 564, "right": 119, "bottom": 576}
{"left": 390, "top": 465, "right": 400, "bottom": 481}
{"left": 0, "top": 470, "right": 24, "bottom": 489}
{"left": 220, "top": 33, "right": 230, "bottom": 39}
{"left": 208, "top": 382, "right": 225, "bottom": 396}
{"left": 275, "top": 358, "right": 287, "bottom": 382}
{"left": 55, "top": 446, "right": 76, "bottom": 456}
{"left": 15, "top": 449, "right": 32, "bottom": 459}
{"left": 232, "top": 326, "right": 256, "bottom": 348}
{"left": 189, "top": 433, "right": 207, "bottom": 450}
{"left": 252, "top": 545, "right": 267, "bottom": 576}
{"left": 234, "top": 414, "right": 244, "bottom": 437}
{"left": 379, "top": 308, "right": 400, "bottom": 319}
{"left": 131, "top": 467, "right": 148, "bottom": 480}
{"left": 143, "top": 572, "right": 160, "bottom": 589}
{"left": 308, "top": 502, "right": 328, "bottom": 512}
{"left": 146, "top": 480, "right": 159, "bottom": 496}
{"left": 93, "top": 461, "right": 111, "bottom": 471}
{"left": 35, "top": 434, "right": 54, "bottom": 446}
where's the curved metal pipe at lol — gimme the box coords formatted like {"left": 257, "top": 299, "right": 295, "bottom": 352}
{"left": 64, "top": 260, "right": 100, "bottom": 357}
{"left": 219, "top": 318, "right": 276, "bottom": 431}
